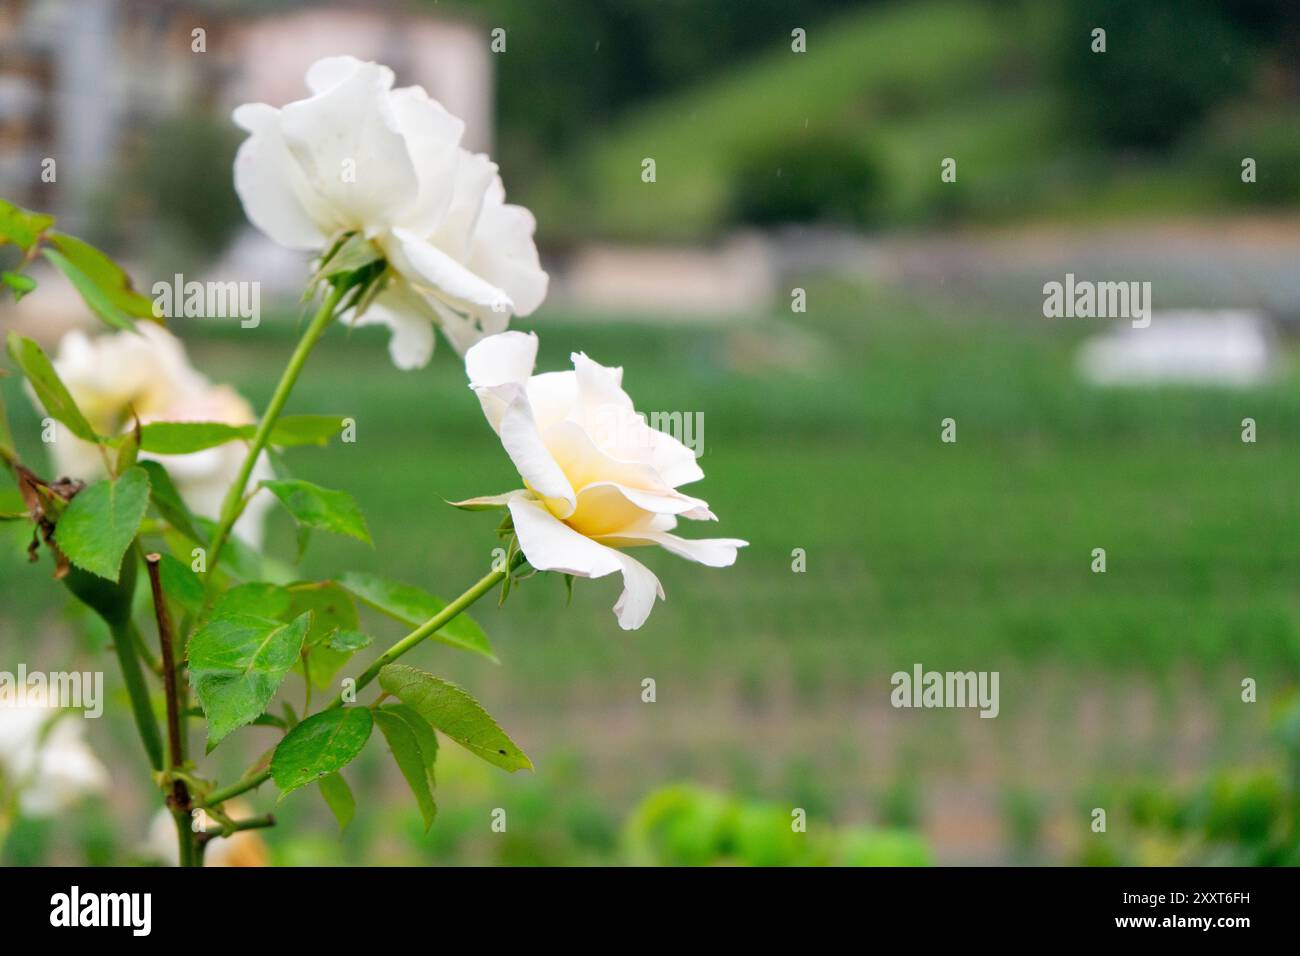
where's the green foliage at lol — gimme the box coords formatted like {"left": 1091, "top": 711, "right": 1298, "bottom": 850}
{"left": 285, "top": 581, "right": 367, "bottom": 690}
{"left": 41, "top": 247, "right": 132, "bottom": 330}
{"left": 46, "top": 232, "right": 156, "bottom": 319}
{"left": 262, "top": 478, "right": 372, "bottom": 548}
{"left": 1, "top": 270, "right": 36, "bottom": 301}
{"left": 132, "top": 415, "right": 347, "bottom": 455}
{"left": 1058, "top": 0, "right": 1251, "bottom": 149}
{"left": 378, "top": 663, "right": 532, "bottom": 772}
{"left": 137, "top": 460, "right": 205, "bottom": 545}
{"left": 624, "top": 784, "right": 931, "bottom": 866}
{"left": 62, "top": 553, "right": 137, "bottom": 631}
{"left": 6, "top": 333, "right": 98, "bottom": 443}
{"left": 728, "top": 131, "right": 884, "bottom": 228}
{"left": 375, "top": 707, "right": 438, "bottom": 831}
{"left": 317, "top": 773, "right": 356, "bottom": 831}
{"left": 157, "top": 552, "right": 204, "bottom": 617}
{"left": 138, "top": 421, "right": 249, "bottom": 455}
{"left": 0, "top": 198, "right": 54, "bottom": 251}
{"left": 0, "top": 202, "right": 156, "bottom": 328}
{"left": 55, "top": 467, "right": 151, "bottom": 581}
{"left": 267, "top": 415, "right": 350, "bottom": 448}
{"left": 337, "top": 570, "right": 496, "bottom": 661}
{"left": 188, "top": 612, "right": 311, "bottom": 746}
{"left": 271, "top": 707, "right": 374, "bottom": 796}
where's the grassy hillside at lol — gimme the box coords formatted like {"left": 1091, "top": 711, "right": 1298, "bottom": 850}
{"left": 530, "top": 0, "right": 1299, "bottom": 243}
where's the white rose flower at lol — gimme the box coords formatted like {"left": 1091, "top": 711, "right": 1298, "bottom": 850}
{"left": 40, "top": 325, "right": 273, "bottom": 547}
{"left": 458, "top": 332, "right": 747, "bottom": 630}
{"left": 232, "top": 55, "right": 548, "bottom": 368}
{"left": 0, "top": 690, "right": 108, "bottom": 818}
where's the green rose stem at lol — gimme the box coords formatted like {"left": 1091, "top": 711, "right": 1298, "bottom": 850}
{"left": 200, "top": 561, "right": 513, "bottom": 808}
{"left": 145, "top": 553, "right": 199, "bottom": 868}
{"left": 109, "top": 619, "right": 165, "bottom": 773}
{"left": 203, "top": 280, "right": 350, "bottom": 587}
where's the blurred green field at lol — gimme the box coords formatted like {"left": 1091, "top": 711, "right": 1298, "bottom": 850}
{"left": 3, "top": 280, "right": 1299, "bottom": 863}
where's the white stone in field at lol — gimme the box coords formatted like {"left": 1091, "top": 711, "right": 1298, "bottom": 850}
{"left": 1076, "top": 310, "right": 1277, "bottom": 387}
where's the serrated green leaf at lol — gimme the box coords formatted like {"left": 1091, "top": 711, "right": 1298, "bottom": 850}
{"left": 285, "top": 581, "right": 360, "bottom": 689}
{"left": 262, "top": 479, "right": 370, "bottom": 545}
{"left": 375, "top": 708, "right": 437, "bottom": 831}
{"left": 6, "top": 332, "right": 98, "bottom": 443}
{"left": 378, "top": 663, "right": 531, "bottom": 772}
{"left": 55, "top": 467, "right": 150, "bottom": 580}
{"left": 269, "top": 415, "right": 347, "bottom": 447}
{"left": 188, "top": 611, "right": 310, "bottom": 746}
{"left": 138, "top": 421, "right": 248, "bottom": 454}
{"left": 129, "top": 416, "right": 346, "bottom": 455}
{"left": 271, "top": 707, "right": 373, "bottom": 796}
{"left": 157, "top": 552, "right": 204, "bottom": 617}
{"left": 318, "top": 773, "right": 356, "bottom": 831}
{"left": 208, "top": 582, "right": 292, "bottom": 622}
{"left": 328, "top": 628, "right": 372, "bottom": 652}
{"left": 387, "top": 703, "right": 438, "bottom": 779}
{"left": 47, "top": 231, "right": 156, "bottom": 319}
{"left": 42, "top": 248, "right": 135, "bottom": 331}
{"left": 137, "top": 460, "right": 205, "bottom": 545}
{"left": 337, "top": 570, "right": 496, "bottom": 663}
{"left": 0, "top": 199, "right": 54, "bottom": 251}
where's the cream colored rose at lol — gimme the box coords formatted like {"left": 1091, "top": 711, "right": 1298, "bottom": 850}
{"left": 232, "top": 56, "right": 547, "bottom": 368}
{"left": 40, "top": 325, "right": 273, "bottom": 547}
{"left": 0, "top": 690, "right": 108, "bottom": 818}
{"left": 459, "top": 332, "right": 746, "bottom": 630}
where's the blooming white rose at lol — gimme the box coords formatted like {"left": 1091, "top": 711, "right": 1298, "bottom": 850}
{"left": 232, "top": 56, "right": 548, "bottom": 368}
{"left": 458, "top": 332, "right": 747, "bottom": 630}
{"left": 0, "top": 690, "right": 108, "bottom": 818}
{"left": 40, "top": 325, "right": 273, "bottom": 547}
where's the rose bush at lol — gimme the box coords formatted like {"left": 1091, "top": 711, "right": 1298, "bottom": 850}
{"left": 0, "top": 52, "right": 743, "bottom": 865}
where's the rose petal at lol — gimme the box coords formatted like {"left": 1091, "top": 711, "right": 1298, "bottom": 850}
{"left": 508, "top": 496, "right": 664, "bottom": 630}
{"left": 388, "top": 85, "right": 465, "bottom": 236}
{"left": 347, "top": 284, "right": 438, "bottom": 370}
{"left": 496, "top": 385, "right": 576, "bottom": 514}
{"left": 594, "top": 529, "right": 748, "bottom": 568}
{"left": 231, "top": 104, "right": 330, "bottom": 250}
{"left": 386, "top": 228, "right": 512, "bottom": 312}
{"left": 279, "top": 60, "right": 416, "bottom": 232}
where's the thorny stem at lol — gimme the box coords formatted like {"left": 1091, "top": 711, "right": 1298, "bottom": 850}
{"left": 145, "top": 553, "right": 199, "bottom": 867}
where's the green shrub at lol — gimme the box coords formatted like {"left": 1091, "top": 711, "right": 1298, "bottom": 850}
{"left": 727, "top": 131, "right": 885, "bottom": 228}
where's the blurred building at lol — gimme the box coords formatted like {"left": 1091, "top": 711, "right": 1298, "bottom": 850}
{"left": 0, "top": 0, "right": 492, "bottom": 229}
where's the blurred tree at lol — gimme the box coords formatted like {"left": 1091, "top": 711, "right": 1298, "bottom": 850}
{"left": 727, "top": 129, "right": 884, "bottom": 228}
{"left": 442, "top": 0, "right": 865, "bottom": 187}
{"left": 1058, "top": 0, "right": 1253, "bottom": 149}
